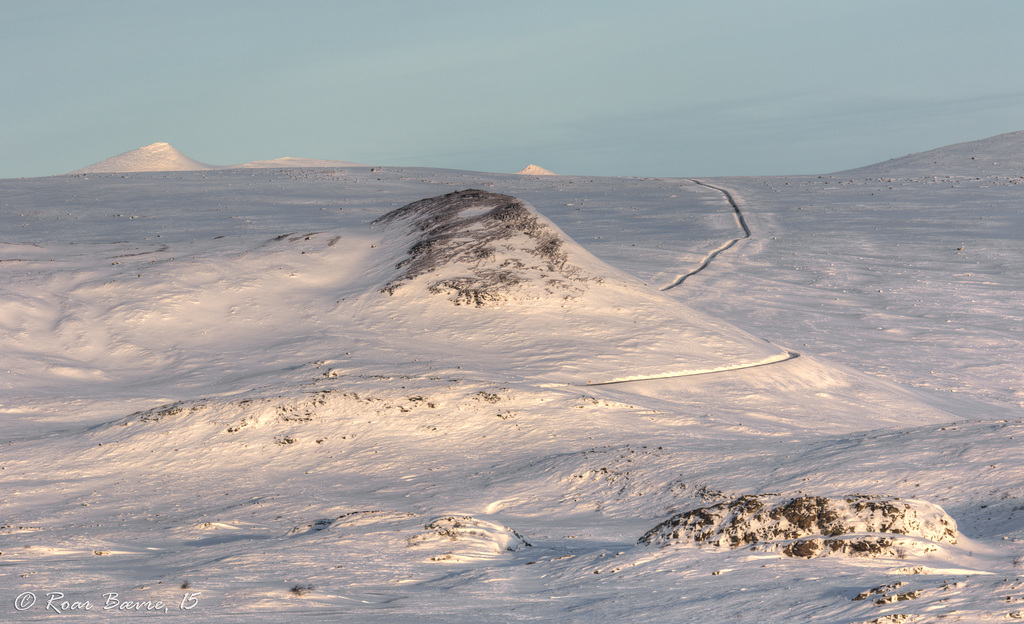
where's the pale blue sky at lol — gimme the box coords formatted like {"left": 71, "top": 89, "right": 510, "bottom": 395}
{"left": 3, "top": 0, "right": 1023, "bottom": 178}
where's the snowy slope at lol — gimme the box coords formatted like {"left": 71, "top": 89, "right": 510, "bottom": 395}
{"left": 2, "top": 134, "right": 1023, "bottom": 622}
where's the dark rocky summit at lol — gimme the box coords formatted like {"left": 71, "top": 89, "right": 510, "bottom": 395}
{"left": 373, "top": 189, "right": 593, "bottom": 306}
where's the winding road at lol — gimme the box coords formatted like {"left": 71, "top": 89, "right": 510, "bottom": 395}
{"left": 583, "top": 351, "right": 801, "bottom": 386}
{"left": 661, "top": 180, "right": 751, "bottom": 291}
{"left": 578, "top": 180, "right": 802, "bottom": 387}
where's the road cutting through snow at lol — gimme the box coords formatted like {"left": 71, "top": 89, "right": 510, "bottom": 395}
{"left": 662, "top": 179, "right": 751, "bottom": 291}
{"left": 585, "top": 179, "right": 800, "bottom": 387}
{"left": 579, "top": 351, "right": 801, "bottom": 386}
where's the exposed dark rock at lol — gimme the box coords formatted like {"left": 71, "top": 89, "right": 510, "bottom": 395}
{"left": 288, "top": 510, "right": 416, "bottom": 537}
{"left": 373, "top": 189, "right": 591, "bottom": 305}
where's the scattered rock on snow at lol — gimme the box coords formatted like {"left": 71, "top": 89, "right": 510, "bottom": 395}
{"left": 852, "top": 581, "right": 926, "bottom": 604}
{"left": 637, "top": 494, "right": 959, "bottom": 558}
{"left": 288, "top": 518, "right": 335, "bottom": 536}
{"left": 289, "top": 510, "right": 417, "bottom": 537}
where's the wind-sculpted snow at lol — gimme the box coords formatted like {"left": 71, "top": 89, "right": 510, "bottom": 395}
{"left": 373, "top": 189, "right": 593, "bottom": 305}
{"left": 407, "top": 515, "right": 531, "bottom": 562}
{"left": 638, "top": 494, "right": 960, "bottom": 559}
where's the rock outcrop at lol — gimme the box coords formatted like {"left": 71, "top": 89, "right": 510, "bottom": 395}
{"left": 373, "top": 189, "right": 592, "bottom": 306}
{"left": 638, "top": 495, "right": 959, "bottom": 558}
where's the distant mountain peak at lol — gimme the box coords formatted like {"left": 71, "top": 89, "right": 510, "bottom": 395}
{"left": 71, "top": 142, "right": 216, "bottom": 174}
{"left": 515, "top": 164, "right": 556, "bottom": 176}
{"left": 69, "top": 143, "right": 367, "bottom": 174}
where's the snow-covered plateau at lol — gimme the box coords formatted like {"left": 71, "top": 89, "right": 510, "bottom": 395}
{"left": 1, "top": 133, "right": 1022, "bottom": 622}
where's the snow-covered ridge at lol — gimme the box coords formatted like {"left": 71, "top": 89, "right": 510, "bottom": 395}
{"left": 231, "top": 156, "right": 368, "bottom": 169}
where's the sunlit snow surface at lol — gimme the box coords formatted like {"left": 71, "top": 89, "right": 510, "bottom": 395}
{"left": 1, "top": 136, "right": 1023, "bottom": 622}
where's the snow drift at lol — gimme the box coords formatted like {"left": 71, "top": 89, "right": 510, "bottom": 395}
{"left": 407, "top": 515, "right": 531, "bottom": 561}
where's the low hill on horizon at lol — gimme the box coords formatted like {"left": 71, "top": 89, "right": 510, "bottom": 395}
{"left": 837, "top": 129, "right": 1024, "bottom": 176}
{"left": 65, "top": 130, "right": 1024, "bottom": 178}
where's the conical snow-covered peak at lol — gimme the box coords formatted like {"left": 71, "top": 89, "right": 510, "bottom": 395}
{"left": 71, "top": 142, "right": 218, "bottom": 173}
{"left": 515, "top": 164, "right": 556, "bottom": 175}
